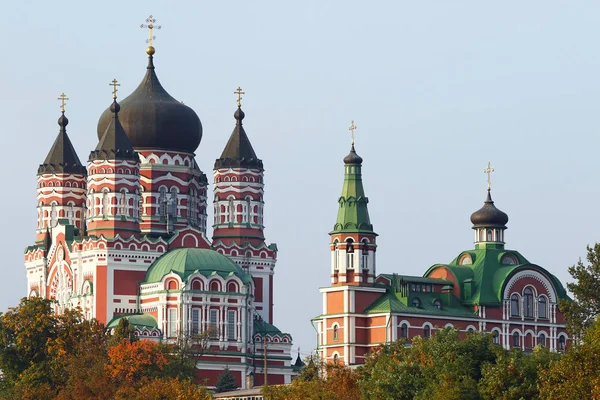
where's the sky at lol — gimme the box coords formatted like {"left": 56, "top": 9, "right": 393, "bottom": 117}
{"left": 2, "top": 1, "right": 600, "bottom": 359}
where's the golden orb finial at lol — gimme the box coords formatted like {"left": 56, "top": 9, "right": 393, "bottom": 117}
{"left": 146, "top": 45, "right": 156, "bottom": 55}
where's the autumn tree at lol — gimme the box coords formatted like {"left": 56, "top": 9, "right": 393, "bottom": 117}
{"left": 161, "top": 327, "right": 215, "bottom": 380}
{"left": 115, "top": 377, "right": 212, "bottom": 400}
{"left": 106, "top": 340, "right": 168, "bottom": 385}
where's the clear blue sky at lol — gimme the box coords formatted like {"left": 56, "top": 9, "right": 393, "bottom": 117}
{"left": 3, "top": 1, "right": 600, "bottom": 358}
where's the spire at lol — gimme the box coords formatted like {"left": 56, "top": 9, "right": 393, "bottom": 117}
{"left": 214, "top": 88, "right": 263, "bottom": 170}
{"left": 90, "top": 80, "right": 138, "bottom": 162}
{"left": 330, "top": 130, "right": 374, "bottom": 235}
{"left": 38, "top": 95, "right": 86, "bottom": 175}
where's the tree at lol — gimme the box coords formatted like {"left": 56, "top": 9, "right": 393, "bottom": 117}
{"left": 560, "top": 243, "right": 600, "bottom": 336}
{"left": 115, "top": 377, "right": 212, "bottom": 400}
{"left": 109, "top": 318, "right": 137, "bottom": 346}
{"left": 538, "top": 318, "right": 600, "bottom": 400}
{"left": 161, "top": 328, "right": 215, "bottom": 380}
{"left": 106, "top": 340, "right": 168, "bottom": 385}
{"left": 215, "top": 366, "right": 237, "bottom": 393}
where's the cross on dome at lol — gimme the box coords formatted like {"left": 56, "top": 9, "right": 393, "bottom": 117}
{"left": 234, "top": 87, "right": 245, "bottom": 108}
{"left": 349, "top": 120, "right": 357, "bottom": 145}
{"left": 57, "top": 93, "right": 69, "bottom": 113}
{"left": 109, "top": 79, "right": 120, "bottom": 99}
{"left": 484, "top": 161, "right": 494, "bottom": 190}
{"left": 141, "top": 15, "right": 161, "bottom": 54}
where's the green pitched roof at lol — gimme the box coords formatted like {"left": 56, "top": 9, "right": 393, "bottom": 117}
{"left": 253, "top": 319, "right": 292, "bottom": 339}
{"left": 425, "top": 248, "right": 568, "bottom": 306}
{"left": 143, "top": 248, "right": 251, "bottom": 284}
{"left": 107, "top": 313, "right": 158, "bottom": 329}
{"left": 330, "top": 146, "right": 375, "bottom": 235}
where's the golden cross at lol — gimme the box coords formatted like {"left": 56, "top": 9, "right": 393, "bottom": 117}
{"left": 140, "top": 15, "right": 161, "bottom": 47}
{"left": 109, "top": 79, "right": 120, "bottom": 99}
{"left": 348, "top": 120, "right": 357, "bottom": 145}
{"left": 57, "top": 93, "right": 69, "bottom": 113}
{"left": 483, "top": 161, "right": 494, "bottom": 190}
{"left": 234, "top": 87, "right": 245, "bottom": 108}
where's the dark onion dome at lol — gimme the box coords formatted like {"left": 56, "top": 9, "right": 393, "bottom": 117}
{"left": 96, "top": 51, "right": 202, "bottom": 154}
{"left": 470, "top": 189, "right": 509, "bottom": 228}
{"left": 214, "top": 106, "right": 263, "bottom": 170}
{"left": 38, "top": 112, "right": 87, "bottom": 175}
{"left": 343, "top": 144, "right": 363, "bottom": 165}
{"left": 90, "top": 100, "right": 139, "bottom": 162}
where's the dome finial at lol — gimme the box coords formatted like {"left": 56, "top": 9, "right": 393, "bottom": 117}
{"left": 141, "top": 15, "right": 161, "bottom": 55}
{"left": 348, "top": 120, "right": 357, "bottom": 146}
{"left": 57, "top": 92, "right": 69, "bottom": 114}
{"left": 57, "top": 92, "right": 69, "bottom": 128}
{"left": 483, "top": 161, "right": 494, "bottom": 190}
{"left": 109, "top": 78, "right": 121, "bottom": 113}
{"left": 234, "top": 86, "right": 245, "bottom": 108}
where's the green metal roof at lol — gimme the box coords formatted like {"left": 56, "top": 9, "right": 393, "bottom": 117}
{"left": 379, "top": 274, "right": 453, "bottom": 286}
{"left": 253, "top": 319, "right": 292, "bottom": 339}
{"left": 364, "top": 289, "right": 477, "bottom": 318}
{"left": 425, "top": 248, "right": 569, "bottom": 306}
{"left": 143, "top": 248, "right": 251, "bottom": 284}
{"left": 107, "top": 313, "right": 158, "bottom": 329}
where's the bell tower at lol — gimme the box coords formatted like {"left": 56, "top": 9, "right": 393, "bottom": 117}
{"left": 212, "top": 89, "right": 277, "bottom": 323}
{"left": 36, "top": 94, "right": 87, "bottom": 243}
{"left": 329, "top": 122, "right": 377, "bottom": 286}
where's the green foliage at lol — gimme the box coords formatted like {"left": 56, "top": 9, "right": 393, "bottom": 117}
{"left": 109, "top": 318, "right": 138, "bottom": 346}
{"left": 560, "top": 243, "right": 600, "bottom": 336}
{"left": 215, "top": 366, "right": 237, "bottom": 393}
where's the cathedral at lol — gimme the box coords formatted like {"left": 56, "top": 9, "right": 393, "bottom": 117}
{"left": 24, "top": 20, "right": 294, "bottom": 388}
{"left": 314, "top": 142, "right": 570, "bottom": 366}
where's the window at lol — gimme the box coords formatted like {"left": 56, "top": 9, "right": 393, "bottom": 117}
{"left": 538, "top": 296, "right": 547, "bottom": 319}
{"left": 400, "top": 323, "right": 408, "bottom": 338}
{"left": 159, "top": 187, "right": 167, "bottom": 217}
{"left": 362, "top": 251, "right": 368, "bottom": 270}
{"left": 512, "top": 332, "right": 520, "bottom": 348}
{"left": 192, "top": 309, "right": 200, "bottom": 335}
{"left": 333, "top": 325, "right": 339, "bottom": 341}
{"left": 492, "top": 330, "right": 500, "bottom": 345}
{"left": 523, "top": 288, "right": 534, "bottom": 318}
{"left": 102, "top": 191, "right": 109, "bottom": 216}
{"left": 467, "top": 327, "right": 475, "bottom": 333}
{"left": 558, "top": 336, "right": 566, "bottom": 351}
{"left": 424, "top": 325, "right": 431, "bottom": 338}
{"left": 433, "top": 299, "right": 441, "bottom": 309}
{"left": 510, "top": 294, "right": 520, "bottom": 316}
{"left": 50, "top": 203, "right": 58, "bottom": 227}
{"left": 119, "top": 191, "right": 127, "bottom": 216}
{"left": 346, "top": 253, "right": 354, "bottom": 269}
{"left": 209, "top": 310, "right": 218, "bottom": 338}
{"left": 538, "top": 333, "right": 546, "bottom": 347}
{"left": 412, "top": 298, "right": 421, "bottom": 308}
{"left": 333, "top": 354, "right": 339, "bottom": 365}
{"left": 228, "top": 198, "right": 234, "bottom": 223}
{"left": 227, "top": 310, "right": 236, "bottom": 340}
{"left": 168, "top": 308, "right": 177, "bottom": 338}
{"left": 487, "top": 229, "right": 492, "bottom": 241}
{"left": 334, "top": 248, "right": 339, "bottom": 270}
{"left": 169, "top": 188, "right": 178, "bottom": 217}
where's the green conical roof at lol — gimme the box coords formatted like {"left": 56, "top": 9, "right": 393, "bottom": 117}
{"left": 330, "top": 145, "right": 375, "bottom": 235}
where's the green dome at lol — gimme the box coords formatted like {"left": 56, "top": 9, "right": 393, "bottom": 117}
{"left": 143, "top": 248, "right": 251, "bottom": 284}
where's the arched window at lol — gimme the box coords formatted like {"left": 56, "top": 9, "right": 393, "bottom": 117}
{"left": 333, "top": 353, "right": 339, "bottom": 365}
{"left": 333, "top": 325, "right": 339, "bottom": 341}
{"left": 424, "top": 325, "right": 431, "bottom": 338}
{"left": 558, "top": 335, "right": 566, "bottom": 351}
{"left": 486, "top": 229, "right": 493, "bottom": 241}
{"left": 228, "top": 198, "right": 234, "bottom": 223}
{"left": 433, "top": 299, "right": 442, "bottom": 310}
{"left": 479, "top": 230, "right": 485, "bottom": 242}
{"left": 538, "top": 333, "right": 546, "bottom": 347}
{"left": 346, "top": 239, "right": 354, "bottom": 269}
{"left": 158, "top": 187, "right": 167, "bottom": 217}
{"left": 50, "top": 203, "right": 58, "bottom": 227}
{"left": 492, "top": 330, "right": 500, "bottom": 345}
{"left": 169, "top": 188, "right": 178, "bottom": 217}
{"left": 538, "top": 296, "right": 547, "bottom": 319}
{"left": 512, "top": 332, "right": 520, "bottom": 348}
{"left": 523, "top": 288, "right": 534, "bottom": 318}
{"left": 412, "top": 297, "right": 421, "bottom": 308}
{"left": 361, "top": 239, "right": 369, "bottom": 270}
{"left": 119, "top": 191, "right": 127, "bottom": 216}
{"left": 400, "top": 323, "right": 408, "bottom": 338}
{"left": 510, "top": 294, "right": 520, "bottom": 316}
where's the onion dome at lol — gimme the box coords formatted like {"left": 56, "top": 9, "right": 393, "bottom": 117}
{"left": 143, "top": 248, "right": 251, "bottom": 284}
{"left": 90, "top": 100, "right": 138, "bottom": 162}
{"left": 343, "top": 144, "right": 363, "bottom": 165}
{"left": 96, "top": 50, "right": 202, "bottom": 153}
{"left": 470, "top": 189, "right": 509, "bottom": 228}
{"left": 214, "top": 106, "right": 263, "bottom": 170}
{"left": 38, "top": 112, "right": 86, "bottom": 175}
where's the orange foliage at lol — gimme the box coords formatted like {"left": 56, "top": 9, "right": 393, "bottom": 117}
{"left": 106, "top": 340, "right": 168, "bottom": 384}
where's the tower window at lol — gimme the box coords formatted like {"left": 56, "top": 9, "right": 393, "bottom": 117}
{"left": 119, "top": 191, "right": 127, "bottom": 216}
{"left": 228, "top": 198, "right": 234, "bottom": 223}
{"left": 333, "top": 324, "right": 339, "bottom": 341}
{"left": 346, "top": 253, "right": 354, "bottom": 269}
{"left": 487, "top": 229, "right": 493, "bottom": 241}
